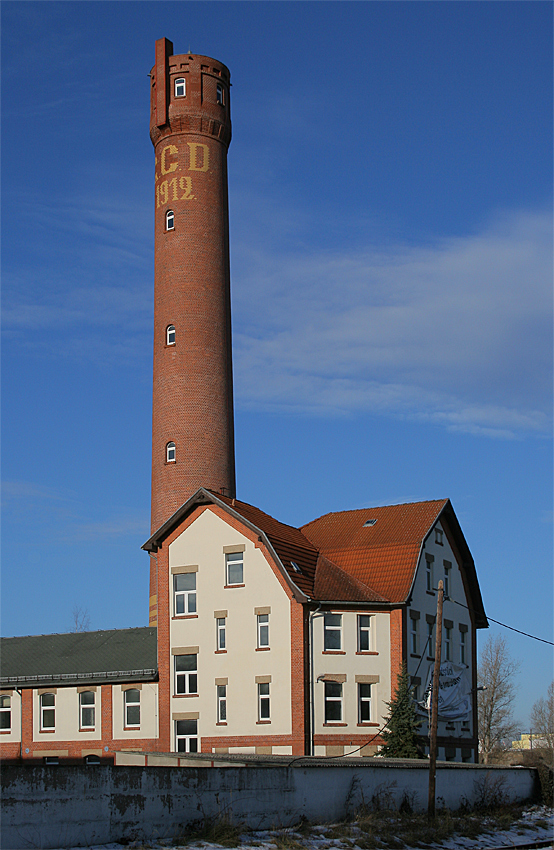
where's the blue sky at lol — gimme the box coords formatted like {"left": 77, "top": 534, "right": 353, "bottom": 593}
{"left": 2, "top": 1, "right": 552, "bottom": 729}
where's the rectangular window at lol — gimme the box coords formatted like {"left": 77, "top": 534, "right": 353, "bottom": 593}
{"left": 216, "top": 617, "right": 226, "bottom": 651}
{"left": 175, "top": 655, "right": 198, "bottom": 695}
{"left": 175, "top": 719, "right": 198, "bottom": 753}
{"left": 217, "top": 685, "right": 227, "bottom": 722}
{"left": 324, "top": 681, "right": 342, "bottom": 722}
{"left": 410, "top": 615, "right": 419, "bottom": 655}
{"left": 460, "top": 627, "right": 467, "bottom": 664}
{"left": 445, "top": 626, "right": 452, "bottom": 661}
{"left": 443, "top": 561, "right": 451, "bottom": 597}
{"left": 0, "top": 695, "right": 11, "bottom": 730}
{"left": 79, "top": 691, "right": 95, "bottom": 729}
{"left": 323, "top": 614, "right": 342, "bottom": 651}
{"left": 257, "top": 613, "right": 269, "bottom": 648}
{"left": 124, "top": 689, "right": 140, "bottom": 727}
{"left": 225, "top": 552, "right": 243, "bottom": 585}
{"left": 426, "top": 556, "right": 434, "bottom": 592}
{"left": 357, "top": 615, "right": 371, "bottom": 652}
{"left": 435, "top": 528, "right": 443, "bottom": 545}
{"left": 40, "top": 693, "right": 55, "bottom": 730}
{"left": 427, "top": 619, "right": 435, "bottom": 658}
{"left": 174, "top": 572, "right": 196, "bottom": 616}
{"left": 411, "top": 677, "right": 421, "bottom": 702}
{"left": 216, "top": 83, "right": 224, "bottom": 105}
{"left": 358, "top": 683, "right": 371, "bottom": 723}
{"left": 258, "top": 683, "right": 270, "bottom": 720}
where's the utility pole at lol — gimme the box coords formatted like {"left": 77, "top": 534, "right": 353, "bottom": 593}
{"left": 428, "top": 579, "right": 444, "bottom": 819}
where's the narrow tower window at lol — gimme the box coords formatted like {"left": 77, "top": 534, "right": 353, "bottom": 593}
{"left": 166, "top": 325, "right": 176, "bottom": 346}
{"left": 166, "top": 210, "right": 175, "bottom": 230}
{"left": 175, "top": 78, "right": 186, "bottom": 98}
{"left": 166, "top": 442, "right": 176, "bottom": 463}
{"left": 216, "top": 83, "right": 224, "bottom": 105}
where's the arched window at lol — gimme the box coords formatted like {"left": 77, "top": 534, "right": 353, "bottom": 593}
{"left": 166, "top": 325, "right": 176, "bottom": 345}
{"left": 166, "top": 210, "right": 174, "bottom": 230}
{"left": 79, "top": 691, "right": 95, "bottom": 729}
{"left": 175, "top": 78, "right": 186, "bottom": 97}
{"left": 166, "top": 442, "right": 176, "bottom": 463}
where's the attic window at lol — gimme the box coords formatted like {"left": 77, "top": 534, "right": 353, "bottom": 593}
{"left": 290, "top": 561, "right": 303, "bottom": 574}
{"left": 363, "top": 519, "right": 377, "bottom": 527}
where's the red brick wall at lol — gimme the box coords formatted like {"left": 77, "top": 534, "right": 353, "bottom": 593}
{"left": 390, "top": 607, "right": 403, "bottom": 693}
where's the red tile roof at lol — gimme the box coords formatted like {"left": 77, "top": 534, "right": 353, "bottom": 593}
{"left": 301, "top": 500, "right": 449, "bottom": 602}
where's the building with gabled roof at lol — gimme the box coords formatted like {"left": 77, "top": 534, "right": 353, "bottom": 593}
{"left": 0, "top": 38, "right": 488, "bottom": 765}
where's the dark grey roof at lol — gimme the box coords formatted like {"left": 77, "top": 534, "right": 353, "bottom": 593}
{"left": 0, "top": 627, "right": 158, "bottom": 688}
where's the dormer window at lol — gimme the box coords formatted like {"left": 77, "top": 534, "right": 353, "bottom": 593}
{"left": 166, "top": 442, "right": 176, "bottom": 463}
{"left": 166, "top": 325, "right": 176, "bottom": 346}
{"left": 175, "top": 78, "right": 186, "bottom": 97}
{"left": 166, "top": 210, "right": 174, "bottom": 230}
{"left": 216, "top": 83, "right": 224, "bottom": 105}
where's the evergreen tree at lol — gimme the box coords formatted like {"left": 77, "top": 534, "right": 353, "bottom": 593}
{"left": 379, "top": 664, "right": 424, "bottom": 758}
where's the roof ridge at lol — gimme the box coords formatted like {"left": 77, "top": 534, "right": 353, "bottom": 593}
{"left": 301, "top": 498, "right": 449, "bottom": 529}
{"left": 0, "top": 626, "right": 154, "bottom": 641}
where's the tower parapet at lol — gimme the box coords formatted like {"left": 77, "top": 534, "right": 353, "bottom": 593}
{"left": 149, "top": 39, "right": 236, "bottom": 624}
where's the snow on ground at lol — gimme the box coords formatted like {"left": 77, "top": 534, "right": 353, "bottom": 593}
{"left": 59, "top": 807, "right": 553, "bottom": 850}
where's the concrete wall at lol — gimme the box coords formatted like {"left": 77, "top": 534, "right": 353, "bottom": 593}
{"left": 1, "top": 761, "right": 538, "bottom": 850}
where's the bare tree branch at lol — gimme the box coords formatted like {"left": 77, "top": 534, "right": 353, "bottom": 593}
{"left": 478, "top": 635, "right": 520, "bottom": 763}
{"left": 71, "top": 605, "right": 91, "bottom": 633}
{"left": 530, "top": 681, "right": 554, "bottom": 754}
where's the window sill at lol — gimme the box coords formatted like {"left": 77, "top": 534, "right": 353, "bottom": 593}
{"left": 0, "top": 730, "right": 12, "bottom": 735}
{"left": 216, "top": 722, "right": 227, "bottom": 727}
{"left": 322, "top": 650, "right": 346, "bottom": 655}
{"left": 224, "top": 584, "right": 245, "bottom": 589}
{"left": 410, "top": 653, "right": 421, "bottom": 659}
{"left": 426, "top": 590, "right": 435, "bottom": 596}
{"left": 79, "top": 728, "right": 96, "bottom": 733}
{"left": 174, "top": 693, "right": 199, "bottom": 698}
{"left": 172, "top": 615, "right": 198, "bottom": 621}
{"left": 356, "top": 651, "right": 378, "bottom": 656}
{"left": 256, "top": 647, "right": 270, "bottom": 652}
{"left": 214, "top": 650, "right": 227, "bottom": 655}
{"left": 323, "top": 723, "right": 347, "bottom": 727}
{"left": 427, "top": 657, "right": 435, "bottom": 662}
{"left": 39, "top": 729, "right": 55, "bottom": 733}
{"left": 124, "top": 726, "right": 141, "bottom": 731}
{"left": 357, "top": 722, "right": 379, "bottom": 727}
{"left": 256, "top": 720, "right": 271, "bottom": 725}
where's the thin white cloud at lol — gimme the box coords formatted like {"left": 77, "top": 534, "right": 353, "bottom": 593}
{"left": 231, "top": 208, "right": 552, "bottom": 438}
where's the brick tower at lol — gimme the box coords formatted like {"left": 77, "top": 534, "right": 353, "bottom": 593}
{"left": 149, "top": 39, "right": 236, "bottom": 623}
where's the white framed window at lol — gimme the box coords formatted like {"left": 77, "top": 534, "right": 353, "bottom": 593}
{"left": 257, "top": 613, "right": 269, "bottom": 648}
{"left": 79, "top": 691, "right": 95, "bottom": 729}
{"left": 175, "top": 719, "right": 198, "bottom": 752}
{"left": 410, "top": 614, "right": 419, "bottom": 655}
{"left": 40, "top": 693, "right": 55, "bottom": 730}
{"left": 225, "top": 552, "right": 243, "bottom": 585}
{"left": 166, "top": 324, "right": 176, "bottom": 345}
{"left": 445, "top": 626, "right": 452, "bottom": 661}
{"left": 166, "top": 209, "right": 174, "bottom": 230}
{"left": 0, "top": 695, "right": 11, "bottom": 730}
{"left": 435, "top": 528, "right": 444, "bottom": 545}
{"left": 426, "top": 555, "right": 434, "bottom": 592}
{"left": 216, "top": 83, "right": 224, "bottom": 105}
{"left": 216, "top": 617, "right": 226, "bottom": 650}
{"left": 323, "top": 613, "right": 342, "bottom": 651}
{"left": 258, "top": 682, "right": 270, "bottom": 721}
{"left": 443, "top": 561, "right": 451, "bottom": 597}
{"left": 324, "top": 681, "right": 342, "bottom": 722}
{"left": 166, "top": 441, "right": 176, "bottom": 463}
{"left": 175, "top": 78, "right": 186, "bottom": 97}
{"left": 357, "top": 614, "right": 371, "bottom": 651}
{"left": 358, "top": 683, "right": 371, "bottom": 723}
{"left": 426, "top": 617, "right": 435, "bottom": 658}
{"left": 459, "top": 627, "right": 467, "bottom": 664}
{"left": 217, "top": 685, "right": 227, "bottom": 723}
{"left": 124, "top": 689, "right": 140, "bottom": 727}
{"left": 174, "top": 573, "right": 196, "bottom": 616}
{"left": 175, "top": 655, "right": 198, "bottom": 695}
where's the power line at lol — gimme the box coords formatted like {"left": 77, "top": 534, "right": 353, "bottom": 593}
{"left": 450, "top": 598, "right": 554, "bottom": 646}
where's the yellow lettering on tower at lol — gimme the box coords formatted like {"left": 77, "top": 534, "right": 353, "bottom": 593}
{"left": 187, "top": 143, "right": 209, "bottom": 172}
{"left": 161, "top": 145, "right": 179, "bottom": 175}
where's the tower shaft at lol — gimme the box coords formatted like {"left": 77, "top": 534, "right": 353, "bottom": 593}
{"left": 149, "top": 40, "right": 236, "bottom": 622}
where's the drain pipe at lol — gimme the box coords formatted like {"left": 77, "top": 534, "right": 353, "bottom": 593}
{"left": 309, "top": 606, "right": 323, "bottom": 756}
